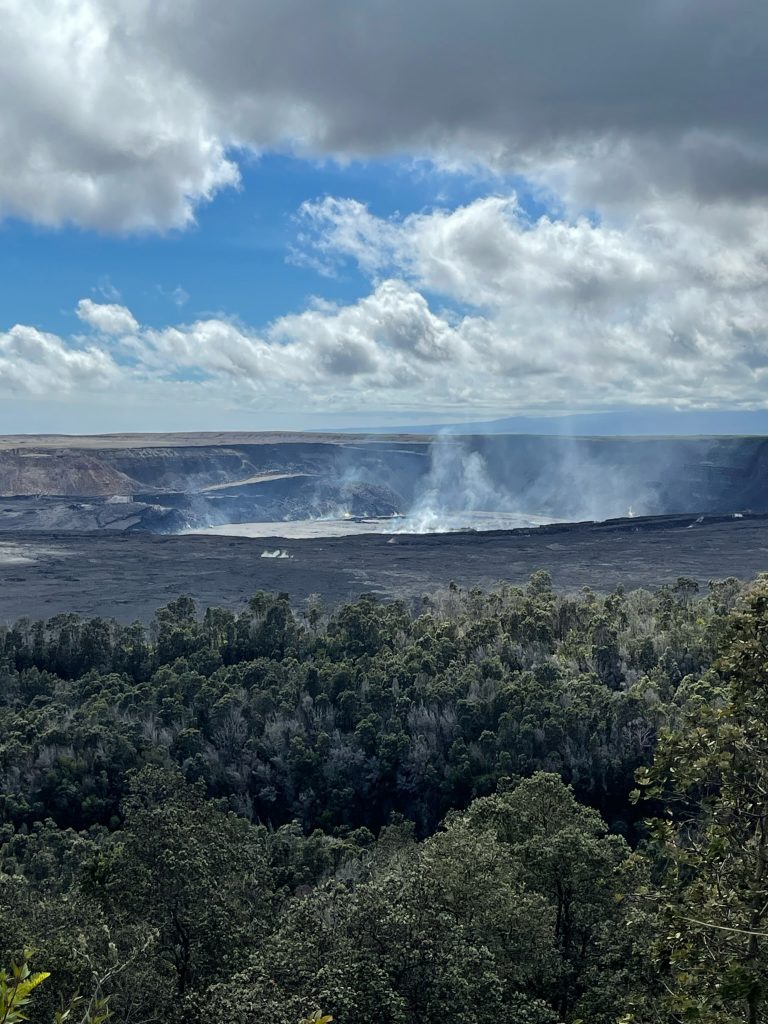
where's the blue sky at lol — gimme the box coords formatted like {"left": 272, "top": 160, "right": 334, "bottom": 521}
{"left": 1, "top": 155, "right": 533, "bottom": 339}
{"left": 1, "top": 1, "right": 767, "bottom": 435}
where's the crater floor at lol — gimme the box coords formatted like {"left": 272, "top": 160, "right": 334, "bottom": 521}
{"left": 1, "top": 512, "right": 766, "bottom": 623}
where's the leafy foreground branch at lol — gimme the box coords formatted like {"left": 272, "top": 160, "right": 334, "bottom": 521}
{"left": 0, "top": 953, "right": 108, "bottom": 1024}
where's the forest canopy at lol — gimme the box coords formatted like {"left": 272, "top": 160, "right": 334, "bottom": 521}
{"left": 1, "top": 572, "right": 766, "bottom": 1023}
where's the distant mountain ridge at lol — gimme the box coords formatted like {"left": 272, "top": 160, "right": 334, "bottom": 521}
{"left": 342, "top": 409, "right": 768, "bottom": 436}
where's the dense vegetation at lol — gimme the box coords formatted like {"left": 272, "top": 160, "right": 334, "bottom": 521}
{"left": 1, "top": 571, "right": 766, "bottom": 1022}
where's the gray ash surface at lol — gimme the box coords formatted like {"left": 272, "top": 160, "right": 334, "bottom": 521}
{"left": 1, "top": 512, "right": 766, "bottom": 623}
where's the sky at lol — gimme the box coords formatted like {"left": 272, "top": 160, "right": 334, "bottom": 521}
{"left": 1, "top": 0, "right": 768, "bottom": 435}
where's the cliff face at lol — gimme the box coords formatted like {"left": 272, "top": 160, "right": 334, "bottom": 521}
{"left": 0, "top": 445, "right": 290, "bottom": 496}
{"left": 0, "top": 441, "right": 430, "bottom": 498}
{"left": 1, "top": 433, "right": 768, "bottom": 531}
{"left": 0, "top": 450, "right": 138, "bottom": 496}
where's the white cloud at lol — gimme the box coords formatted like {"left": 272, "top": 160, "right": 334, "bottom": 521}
{"left": 95, "top": 276, "right": 122, "bottom": 302}
{"left": 292, "top": 194, "right": 768, "bottom": 415}
{"left": 0, "top": 1, "right": 238, "bottom": 230}
{"left": 0, "top": 1, "right": 767, "bottom": 229}
{"left": 2, "top": 188, "right": 768, "bottom": 421}
{"left": 0, "top": 324, "right": 118, "bottom": 395}
{"left": 76, "top": 299, "right": 139, "bottom": 335}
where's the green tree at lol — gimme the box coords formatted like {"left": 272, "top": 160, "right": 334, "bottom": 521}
{"left": 636, "top": 580, "right": 768, "bottom": 1023}
{"left": 464, "top": 773, "right": 633, "bottom": 1019}
{"left": 88, "top": 767, "right": 274, "bottom": 1000}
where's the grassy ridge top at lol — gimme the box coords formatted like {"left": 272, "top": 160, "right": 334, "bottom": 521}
{"left": 1, "top": 431, "right": 765, "bottom": 451}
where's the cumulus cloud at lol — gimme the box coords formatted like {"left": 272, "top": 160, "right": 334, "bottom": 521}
{"left": 76, "top": 299, "right": 139, "bottom": 335}
{"left": 135, "top": 280, "right": 460, "bottom": 399}
{"left": 0, "top": 1, "right": 238, "bottom": 230}
{"left": 4, "top": 178, "right": 768, "bottom": 420}
{"left": 1, "top": 1, "right": 767, "bottom": 229}
{"left": 289, "top": 194, "right": 768, "bottom": 411}
{"left": 299, "top": 193, "right": 768, "bottom": 324}
{"left": 0, "top": 324, "right": 118, "bottom": 395}
{"left": 2, "top": 1, "right": 766, "bottom": 425}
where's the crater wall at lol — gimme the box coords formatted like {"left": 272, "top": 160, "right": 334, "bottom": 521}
{"left": 2, "top": 432, "right": 768, "bottom": 533}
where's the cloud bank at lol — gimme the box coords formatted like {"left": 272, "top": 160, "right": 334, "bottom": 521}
{"left": 2, "top": 190, "right": 767, "bottom": 419}
{"left": 1, "top": 1, "right": 767, "bottom": 228}
{"left": 1, "top": 0, "right": 767, "bottom": 427}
